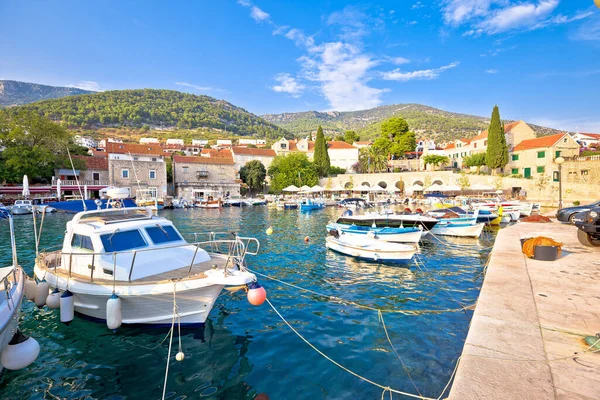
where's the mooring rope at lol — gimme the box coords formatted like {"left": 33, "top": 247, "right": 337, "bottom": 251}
{"left": 161, "top": 281, "right": 181, "bottom": 400}
{"left": 249, "top": 269, "right": 474, "bottom": 315}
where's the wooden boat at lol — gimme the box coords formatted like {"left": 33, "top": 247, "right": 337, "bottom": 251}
{"left": 325, "top": 230, "right": 416, "bottom": 262}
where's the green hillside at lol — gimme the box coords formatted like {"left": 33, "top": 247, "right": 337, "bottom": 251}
{"left": 262, "top": 104, "right": 565, "bottom": 142}
{"left": 12, "top": 89, "right": 289, "bottom": 139}
{"left": 0, "top": 80, "right": 94, "bottom": 107}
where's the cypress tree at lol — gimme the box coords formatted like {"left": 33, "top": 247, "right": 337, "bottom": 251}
{"left": 485, "top": 105, "right": 509, "bottom": 172}
{"left": 313, "top": 125, "right": 330, "bottom": 177}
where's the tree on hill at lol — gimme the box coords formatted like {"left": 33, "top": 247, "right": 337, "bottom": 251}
{"left": 381, "top": 117, "right": 409, "bottom": 139}
{"left": 239, "top": 160, "right": 267, "bottom": 195}
{"left": 485, "top": 106, "right": 509, "bottom": 173}
{"left": 422, "top": 154, "right": 450, "bottom": 170}
{"left": 0, "top": 110, "right": 74, "bottom": 183}
{"left": 313, "top": 125, "right": 330, "bottom": 177}
{"left": 268, "top": 153, "right": 319, "bottom": 192}
{"left": 390, "top": 131, "right": 416, "bottom": 157}
{"left": 378, "top": 117, "right": 416, "bottom": 158}
{"left": 343, "top": 130, "right": 360, "bottom": 144}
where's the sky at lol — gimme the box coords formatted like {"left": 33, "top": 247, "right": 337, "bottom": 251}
{"left": 1, "top": 0, "right": 599, "bottom": 131}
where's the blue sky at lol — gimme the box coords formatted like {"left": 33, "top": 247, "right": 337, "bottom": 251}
{"left": 1, "top": 0, "right": 599, "bottom": 131}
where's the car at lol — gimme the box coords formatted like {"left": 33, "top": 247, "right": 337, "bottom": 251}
{"left": 572, "top": 207, "right": 600, "bottom": 247}
{"left": 556, "top": 200, "right": 600, "bottom": 223}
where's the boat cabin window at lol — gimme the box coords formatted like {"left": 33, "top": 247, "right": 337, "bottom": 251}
{"left": 100, "top": 230, "right": 147, "bottom": 252}
{"left": 145, "top": 225, "right": 184, "bottom": 244}
{"left": 71, "top": 234, "right": 94, "bottom": 251}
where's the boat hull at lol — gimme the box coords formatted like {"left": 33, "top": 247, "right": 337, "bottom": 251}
{"left": 0, "top": 267, "right": 24, "bottom": 374}
{"left": 430, "top": 222, "right": 485, "bottom": 238}
{"left": 326, "top": 223, "right": 422, "bottom": 243}
{"left": 325, "top": 236, "right": 415, "bottom": 263}
{"left": 336, "top": 216, "right": 438, "bottom": 231}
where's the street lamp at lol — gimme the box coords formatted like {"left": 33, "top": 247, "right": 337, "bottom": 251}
{"left": 555, "top": 156, "right": 565, "bottom": 209}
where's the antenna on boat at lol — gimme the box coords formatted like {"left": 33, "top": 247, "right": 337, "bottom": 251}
{"left": 0, "top": 206, "right": 17, "bottom": 267}
{"left": 66, "top": 146, "right": 87, "bottom": 211}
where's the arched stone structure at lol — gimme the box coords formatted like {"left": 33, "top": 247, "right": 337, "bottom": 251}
{"left": 378, "top": 181, "right": 388, "bottom": 189}
{"left": 360, "top": 182, "right": 371, "bottom": 187}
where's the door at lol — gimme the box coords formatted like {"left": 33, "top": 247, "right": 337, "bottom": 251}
{"left": 523, "top": 168, "right": 531, "bottom": 178}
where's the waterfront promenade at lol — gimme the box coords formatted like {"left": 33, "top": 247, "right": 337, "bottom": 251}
{"left": 449, "top": 222, "right": 600, "bottom": 399}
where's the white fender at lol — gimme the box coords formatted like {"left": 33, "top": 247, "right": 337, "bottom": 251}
{"left": 60, "top": 290, "right": 75, "bottom": 325}
{"left": 46, "top": 289, "right": 61, "bottom": 309}
{"left": 24, "top": 278, "right": 37, "bottom": 302}
{"left": 106, "top": 294, "right": 122, "bottom": 330}
{"left": 1, "top": 331, "right": 40, "bottom": 370}
{"left": 34, "top": 281, "right": 50, "bottom": 307}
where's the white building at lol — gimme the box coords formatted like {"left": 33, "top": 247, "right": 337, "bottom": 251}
{"left": 192, "top": 139, "right": 209, "bottom": 146}
{"left": 238, "top": 139, "right": 267, "bottom": 146}
{"left": 216, "top": 139, "right": 232, "bottom": 147}
{"left": 140, "top": 137, "right": 160, "bottom": 144}
{"left": 98, "top": 138, "right": 123, "bottom": 148}
{"left": 166, "top": 138, "right": 184, "bottom": 145}
{"left": 231, "top": 147, "right": 277, "bottom": 172}
{"left": 571, "top": 132, "right": 600, "bottom": 148}
{"left": 271, "top": 138, "right": 359, "bottom": 171}
{"left": 74, "top": 135, "right": 98, "bottom": 148}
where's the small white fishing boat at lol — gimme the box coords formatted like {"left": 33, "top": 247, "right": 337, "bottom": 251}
{"left": 0, "top": 207, "right": 40, "bottom": 373}
{"left": 325, "top": 230, "right": 416, "bottom": 262}
{"left": 326, "top": 223, "right": 422, "bottom": 243}
{"left": 33, "top": 207, "right": 264, "bottom": 326}
{"left": 429, "top": 219, "right": 485, "bottom": 238}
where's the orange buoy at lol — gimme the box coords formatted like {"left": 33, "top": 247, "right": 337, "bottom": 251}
{"left": 304, "top": 236, "right": 310, "bottom": 242}
{"left": 247, "top": 282, "right": 267, "bottom": 306}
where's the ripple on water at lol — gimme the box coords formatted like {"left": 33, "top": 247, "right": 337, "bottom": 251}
{"left": 0, "top": 207, "right": 493, "bottom": 399}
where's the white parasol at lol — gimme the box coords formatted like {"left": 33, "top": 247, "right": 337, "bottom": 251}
{"left": 424, "top": 183, "right": 444, "bottom": 192}
{"left": 282, "top": 185, "right": 300, "bottom": 192}
{"left": 84, "top": 184, "right": 89, "bottom": 200}
{"left": 56, "top": 179, "right": 61, "bottom": 200}
{"left": 22, "top": 175, "right": 30, "bottom": 197}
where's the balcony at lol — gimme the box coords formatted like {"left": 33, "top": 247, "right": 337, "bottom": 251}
{"left": 196, "top": 171, "right": 209, "bottom": 178}
{"left": 52, "top": 180, "right": 110, "bottom": 186}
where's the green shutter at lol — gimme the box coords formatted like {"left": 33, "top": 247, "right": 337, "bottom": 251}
{"left": 524, "top": 168, "right": 531, "bottom": 178}
{"left": 537, "top": 151, "right": 545, "bottom": 158}
{"left": 537, "top": 166, "right": 545, "bottom": 173}
{"left": 511, "top": 168, "right": 518, "bottom": 175}
{"left": 511, "top": 154, "right": 519, "bottom": 161}
{"left": 555, "top": 151, "right": 561, "bottom": 158}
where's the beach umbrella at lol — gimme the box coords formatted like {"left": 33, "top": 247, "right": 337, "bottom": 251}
{"left": 282, "top": 185, "right": 299, "bottom": 192}
{"left": 310, "top": 185, "right": 324, "bottom": 192}
{"left": 300, "top": 185, "right": 312, "bottom": 192}
{"left": 368, "top": 184, "right": 385, "bottom": 192}
{"left": 409, "top": 183, "right": 423, "bottom": 192}
{"left": 22, "top": 175, "right": 30, "bottom": 198}
{"left": 442, "top": 184, "right": 461, "bottom": 192}
{"left": 56, "top": 179, "right": 61, "bottom": 200}
{"left": 424, "top": 183, "right": 444, "bottom": 192}
{"left": 353, "top": 184, "right": 371, "bottom": 192}
{"left": 84, "top": 184, "right": 89, "bottom": 200}
{"left": 329, "top": 184, "right": 345, "bottom": 191}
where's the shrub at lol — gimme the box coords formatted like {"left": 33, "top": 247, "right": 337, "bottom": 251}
{"left": 573, "top": 200, "right": 580, "bottom": 206}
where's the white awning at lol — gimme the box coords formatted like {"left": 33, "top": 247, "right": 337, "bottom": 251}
{"left": 424, "top": 183, "right": 444, "bottom": 192}
{"left": 282, "top": 185, "right": 300, "bottom": 192}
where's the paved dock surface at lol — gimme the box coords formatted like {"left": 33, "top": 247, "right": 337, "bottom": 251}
{"left": 449, "top": 222, "right": 600, "bottom": 400}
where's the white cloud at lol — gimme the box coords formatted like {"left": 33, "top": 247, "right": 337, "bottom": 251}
{"left": 529, "top": 116, "right": 600, "bottom": 133}
{"left": 441, "top": 0, "right": 592, "bottom": 36}
{"left": 412, "top": 2, "right": 424, "bottom": 10}
{"left": 571, "top": 15, "right": 600, "bottom": 42}
{"left": 237, "top": 0, "right": 251, "bottom": 6}
{"left": 250, "top": 6, "right": 270, "bottom": 22}
{"left": 70, "top": 81, "right": 100, "bottom": 91}
{"left": 175, "top": 82, "right": 225, "bottom": 93}
{"left": 392, "top": 57, "right": 411, "bottom": 65}
{"left": 382, "top": 61, "right": 460, "bottom": 81}
{"left": 485, "top": 69, "right": 499, "bottom": 74}
{"left": 271, "top": 73, "right": 305, "bottom": 97}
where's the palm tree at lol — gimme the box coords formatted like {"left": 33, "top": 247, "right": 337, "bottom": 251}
{"left": 359, "top": 147, "right": 388, "bottom": 173}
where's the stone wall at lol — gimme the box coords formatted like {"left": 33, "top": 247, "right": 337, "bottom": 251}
{"left": 108, "top": 159, "right": 167, "bottom": 198}
{"left": 562, "top": 158, "right": 600, "bottom": 186}
{"left": 173, "top": 161, "right": 240, "bottom": 201}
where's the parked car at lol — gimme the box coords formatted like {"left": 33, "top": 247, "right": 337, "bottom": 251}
{"left": 556, "top": 200, "right": 600, "bottom": 223}
{"left": 572, "top": 207, "right": 600, "bottom": 247}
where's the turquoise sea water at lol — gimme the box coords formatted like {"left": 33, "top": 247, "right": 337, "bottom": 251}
{"left": 0, "top": 207, "right": 494, "bottom": 399}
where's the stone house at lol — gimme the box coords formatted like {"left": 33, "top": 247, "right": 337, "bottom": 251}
{"left": 231, "top": 146, "right": 277, "bottom": 172}
{"left": 53, "top": 155, "right": 110, "bottom": 198}
{"left": 507, "top": 133, "right": 580, "bottom": 179}
{"left": 172, "top": 155, "right": 240, "bottom": 201}
{"left": 106, "top": 142, "right": 167, "bottom": 199}
{"left": 271, "top": 137, "right": 359, "bottom": 170}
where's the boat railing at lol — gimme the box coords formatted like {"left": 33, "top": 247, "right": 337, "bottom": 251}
{"left": 39, "top": 235, "right": 260, "bottom": 283}
{"left": 1, "top": 266, "right": 18, "bottom": 310}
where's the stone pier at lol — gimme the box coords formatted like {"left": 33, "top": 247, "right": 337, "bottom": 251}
{"left": 449, "top": 222, "right": 600, "bottom": 399}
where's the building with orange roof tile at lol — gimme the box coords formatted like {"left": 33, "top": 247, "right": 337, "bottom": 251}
{"left": 105, "top": 142, "right": 167, "bottom": 200}
{"left": 231, "top": 146, "right": 277, "bottom": 171}
{"left": 271, "top": 137, "right": 359, "bottom": 170}
{"left": 172, "top": 154, "right": 239, "bottom": 200}
{"left": 507, "top": 133, "right": 580, "bottom": 179}
{"left": 571, "top": 132, "right": 600, "bottom": 148}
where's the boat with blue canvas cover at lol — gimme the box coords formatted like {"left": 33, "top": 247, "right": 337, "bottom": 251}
{"left": 300, "top": 198, "right": 324, "bottom": 211}
{"left": 326, "top": 222, "right": 422, "bottom": 243}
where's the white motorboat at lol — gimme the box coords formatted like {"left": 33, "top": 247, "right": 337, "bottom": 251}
{"left": 335, "top": 212, "right": 438, "bottom": 237}
{"left": 0, "top": 207, "right": 40, "bottom": 373}
{"left": 9, "top": 200, "right": 33, "bottom": 215}
{"left": 429, "top": 219, "right": 485, "bottom": 238}
{"left": 34, "top": 207, "right": 263, "bottom": 326}
{"left": 325, "top": 230, "right": 416, "bottom": 262}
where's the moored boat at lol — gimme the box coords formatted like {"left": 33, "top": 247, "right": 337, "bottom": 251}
{"left": 429, "top": 219, "right": 485, "bottom": 238}
{"left": 300, "top": 198, "right": 324, "bottom": 211}
{"left": 33, "top": 207, "right": 263, "bottom": 326}
{"left": 335, "top": 212, "right": 439, "bottom": 232}
{"left": 9, "top": 200, "right": 33, "bottom": 215}
{"left": 326, "top": 222, "right": 422, "bottom": 243}
{"left": 325, "top": 230, "right": 416, "bottom": 263}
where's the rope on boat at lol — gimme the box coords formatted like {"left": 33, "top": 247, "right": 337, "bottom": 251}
{"left": 249, "top": 269, "right": 474, "bottom": 315}
{"left": 420, "top": 223, "right": 494, "bottom": 251}
{"left": 161, "top": 280, "right": 182, "bottom": 400}
{"left": 265, "top": 297, "right": 437, "bottom": 400}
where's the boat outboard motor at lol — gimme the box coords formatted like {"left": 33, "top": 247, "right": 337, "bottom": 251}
{"left": 328, "top": 229, "right": 340, "bottom": 238}
{"left": 342, "top": 209, "right": 353, "bottom": 217}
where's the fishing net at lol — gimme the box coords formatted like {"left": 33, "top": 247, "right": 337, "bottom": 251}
{"left": 522, "top": 236, "right": 563, "bottom": 258}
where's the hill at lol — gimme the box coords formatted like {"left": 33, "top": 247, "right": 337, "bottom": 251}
{"left": 0, "top": 80, "right": 94, "bottom": 107}
{"left": 10, "top": 88, "right": 289, "bottom": 139}
{"left": 262, "top": 104, "right": 565, "bottom": 143}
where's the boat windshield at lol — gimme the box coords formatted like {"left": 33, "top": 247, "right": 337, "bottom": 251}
{"left": 100, "top": 230, "right": 147, "bottom": 252}
{"left": 145, "top": 225, "right": 184, "bottom": 244}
